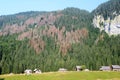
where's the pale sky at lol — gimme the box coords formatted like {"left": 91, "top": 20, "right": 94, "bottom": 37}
{"left": 0, "top": 0, "right": 108, "bottom": 15}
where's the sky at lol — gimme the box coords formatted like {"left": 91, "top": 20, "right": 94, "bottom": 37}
{"left": 0, "top": 0, "right": 108, "bottom": 16}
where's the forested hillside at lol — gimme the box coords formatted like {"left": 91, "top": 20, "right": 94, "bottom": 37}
{"left": 92, "top": 0, "right": 120, "bottom": 20}
{"left": 0, "top": 1, "right": 120, "bottom": 74}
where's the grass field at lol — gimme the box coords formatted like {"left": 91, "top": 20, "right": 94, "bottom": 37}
{"left": 0, "top": 71, "right": 120, "bottom": 80}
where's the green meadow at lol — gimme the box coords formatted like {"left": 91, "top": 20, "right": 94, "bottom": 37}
{"left": 0, "top": 71, "right": 120, "bottom": 80}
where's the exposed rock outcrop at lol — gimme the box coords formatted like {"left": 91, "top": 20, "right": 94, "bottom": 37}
{"left": 93, "top": 14, "right": 120, "bottom": 35}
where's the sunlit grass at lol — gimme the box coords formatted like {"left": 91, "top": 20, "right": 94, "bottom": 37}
{"left": 0, "top": 71, "right": 120, "bottom": 80}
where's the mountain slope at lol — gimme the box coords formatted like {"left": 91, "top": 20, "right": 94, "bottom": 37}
{"left": 0, "top": 8, "right": 91, "bottom": 54}
{"left": 92, "top": 0, "right": 120, "bottom": 35}
{"left": 0, "top": 4, "right": 120, "bottom": 74}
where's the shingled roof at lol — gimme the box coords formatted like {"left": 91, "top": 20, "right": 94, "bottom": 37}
{"left": 112, "top": 65, "right": 120, "bottom": 69}
{"left": 100, "top": 66, "right": 111, "bottom": 71}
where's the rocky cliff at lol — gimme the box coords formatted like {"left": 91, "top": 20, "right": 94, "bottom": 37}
{"left": 92, "top": 0, "right": 120, "bottom": 35}
{"left": 93, "top": 14, "right": 120, "bottom": 35}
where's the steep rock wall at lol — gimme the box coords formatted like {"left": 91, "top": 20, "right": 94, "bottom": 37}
{"left": 93, "top": 15, "right": 120, "bottom": 35}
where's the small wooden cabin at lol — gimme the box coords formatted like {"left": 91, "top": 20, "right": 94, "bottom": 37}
{"left": 100, "top": 66, "right": 111, "bottom": 71}
{"left": 58, "top": 68, "right": 67, "bottom": 72}
{"left": 24, "top": 69, "right": 32, "bottom": 74}
{"left": 34, "top": 69, "right": 42, "bottom": 74}
{"left": 100, "top": 65, "right": 120, "bottom": 71}
{"left": 111, "top": 65, "right": 120, "bottom": 71}
{"left": 76, "top": 66, "right": 82, "bottom": 71}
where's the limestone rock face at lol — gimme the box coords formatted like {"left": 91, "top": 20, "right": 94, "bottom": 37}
{"left": 93, "top": 15, "right": 120, "bottom": 35}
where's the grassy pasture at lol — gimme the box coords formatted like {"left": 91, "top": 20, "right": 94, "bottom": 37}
{"left": 0, "top": 71, "right": 120, "bottom": 80}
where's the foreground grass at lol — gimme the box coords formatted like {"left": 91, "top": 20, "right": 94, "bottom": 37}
{"left": 0, "top": 71, "right": 120, "bottom": 80}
